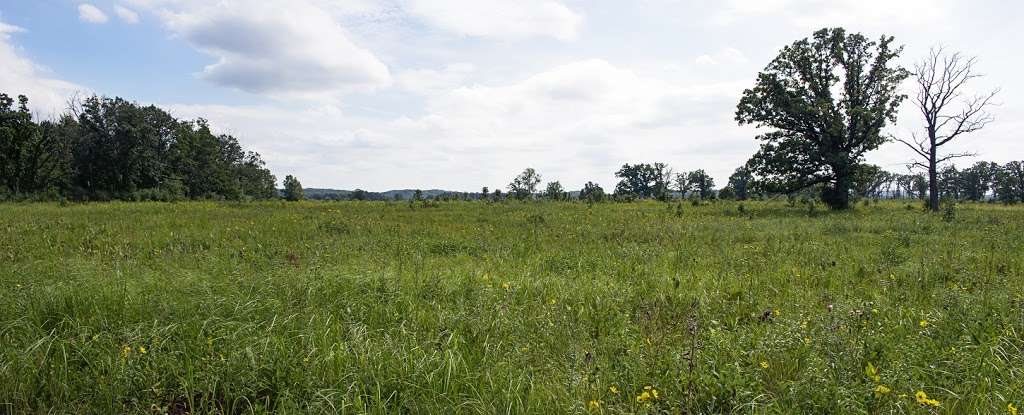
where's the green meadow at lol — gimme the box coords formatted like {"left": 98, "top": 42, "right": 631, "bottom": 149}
{"left": 1, "top": 200, "right": 1023, "bottom": 414}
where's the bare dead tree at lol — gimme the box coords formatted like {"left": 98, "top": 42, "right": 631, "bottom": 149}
{"left": 896, "top": 47, "right": 999, "bottom": 211}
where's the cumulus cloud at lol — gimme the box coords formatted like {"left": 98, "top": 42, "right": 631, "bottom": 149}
{"left": 113, "top": 5, "right": 140, "bottom": 24}
{"left": 0, "top": 20, "right": 83, "bottom": 115}
{"left": 78, "top": 3, "right": 109, "bottom": 24}
{"left": 138, "top": 0, "right": 390, "bottom": 98}
{"left": 402, "top": 0, "right": 583, "bottom": 41}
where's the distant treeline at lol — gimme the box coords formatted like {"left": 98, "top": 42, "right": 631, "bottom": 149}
{"left": 4, "top": 89, "right": 1023, "bottom": 205}
{"left": 491, "top": 162, "right": 1024, "bottom": 204}
{"left": 298, "top": 161, "right": 1024, "bottom": 204}
{"left": 0, "top": 92, "right": 277, "bottom": 201}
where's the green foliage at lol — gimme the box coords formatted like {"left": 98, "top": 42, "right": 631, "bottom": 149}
{"left": 2, "top": 201, "right": 1023, "bottom": 413}
{"left": 0, "top": 92, "right": 276, "bottom": 201}
{"left": 942, "top": 197, "right": 958, "bottom": 222}
{"left": 736, "top": 28, "right": 910, "bottom": 210}
{"left": 727, "top": 166, "right": 754, "bottom": 200}
{"left": 995, "top": 161, "right": 1024, "bottom": 204}
{"left": 508, "top": 168, "right": 541, "bottom": 200}
{"left": 282, "top": 175, "right": 304, "bottom": 201}
{"left": 543, "top": 180, "right": 565, "bottom": 200}
{"left": 580, "top": 181, "right": 605, "bottom": 203}
{"left": 686, "top": 169, "right": 716, "bottom": 200}
{"left": 0, "top": 94, "right": 68, "bottom": 195}
{"left": 614, "top": 163, "right": 669, "bottom": 200}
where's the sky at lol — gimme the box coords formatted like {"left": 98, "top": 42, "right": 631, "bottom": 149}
{"left": 0, "top": 0, "right": 1020, "bottom": 191}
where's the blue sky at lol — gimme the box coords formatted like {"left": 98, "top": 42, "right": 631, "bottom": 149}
{"left": 0, "top": 0, "right": 1020, "bottom": 190}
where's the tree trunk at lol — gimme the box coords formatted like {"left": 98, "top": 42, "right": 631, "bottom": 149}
{"left": 823, "top": 172, "right": 851, "bottom": 210}
{"left": 928, "top": 144, "right": 939, "bottom": 211}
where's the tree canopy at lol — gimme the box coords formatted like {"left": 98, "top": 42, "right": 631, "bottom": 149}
{"left": 0, "top": 92, "right": 279, "bottom": 201}
{"left": 736, "top": 27, "right": 909, "bottom": 209}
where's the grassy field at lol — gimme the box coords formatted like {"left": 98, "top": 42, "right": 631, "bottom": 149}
{"left": 1, "top": 200, "right": 1023, "bottom": 414}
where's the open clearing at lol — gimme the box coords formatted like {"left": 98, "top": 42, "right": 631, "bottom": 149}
{"left": 2, "top": 201, "right": 1023, "bottom": 413}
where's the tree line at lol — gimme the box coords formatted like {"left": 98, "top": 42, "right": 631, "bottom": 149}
{"left": 0, "top": 93, "right": 280, "bottom": 201}
{"left": 481, "top": 159, "right": 1022, "bottom": 204}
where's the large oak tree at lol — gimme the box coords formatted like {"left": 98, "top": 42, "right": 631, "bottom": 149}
{"left": 736, "top": 28, "right": 909, "bottom": 210}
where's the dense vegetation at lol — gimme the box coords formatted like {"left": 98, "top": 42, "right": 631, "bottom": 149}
{"left": 1, "top": 200, "right": 1023, "bottom": 413}
{"left": 0, "top": 94, "right": 277, "bottom": 201}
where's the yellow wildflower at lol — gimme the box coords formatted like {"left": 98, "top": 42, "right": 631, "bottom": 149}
{"left": 873, "top": 384, "right": 891, "bottom": 397}
{"left": 549, "top": 298, "right": 557, "bottom": 305}
{"left": 772, "top": 309, "right": 780, "bottom": 317}
{"left": 1010, "top": 403, "right": 1019, "bottom": 415}
{"left": 608, "top": 385, "right": 619, "bottom": 394}
{"left": 804, "top": 337, "right": 812, "bottom": 345}
{"left": 502, "top": 282, "right": 511, "bottom": 291}
{"left": 138, "top": 346, "right": 147, "bottom": 354}
{"left": 865, "top": 362, "right": 880, "bottom": 383}
{"left": 919, "top": 319, "right": 929, "bottom": 328}
{"left": 636, "top": 391, "right": 651, "bottom": 403}
{"left": 915, "top": 391, "right": 940, "bottom": 407}
{"left": 760, "top": 361, "right": 769, "bottom": 369}
{"left": 120, "top": 345, "right": 131, "bottom": 358}
{"left": 587, "top": 399, "right": 602, "bottom": 411}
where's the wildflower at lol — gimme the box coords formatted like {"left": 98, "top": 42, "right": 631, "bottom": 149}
{"left": 588, "top": 400, "right": 602, "bottom": 411}
{"left": 138, "top": 346, "right": 147, "bottom": 354}
{"left": 502, "top": 282, "right": 511, "bottom": 291}
{"left": 549, "top": 298, "right": 557, "bottom": 305}
{"left": 800, "top": 320, "right": 808, "bottom": 329}
{"left": 864, "top": 362, "right": 880, "bottom": 383}
{"left": 608, "top": 385, "right": 619, "bottom": 394}
{"left": 772, "top": 309, "right": 780, "bottom": 317}
{"left": 919, "top": 319, "right": 929, "bottom": 328}
{"left": 760, "top": 361, "right": 769, "bottom": 369}
{"left": 120, "top": 345, "right": 132, "bottom": 358}
{"left": 873, "top": 384, "right": 891, "bottom": 397}
{"left": 915, "top": 391, "right": 940, "bottom": 407}
{"left": 803, "top": 337, "right": 812, "bottom": 345}
{"left": 635, "top": 386, "right": 660, "bottom": 402}
{"left": 1009, "top": 403, "right": 1018, "bottom": 415}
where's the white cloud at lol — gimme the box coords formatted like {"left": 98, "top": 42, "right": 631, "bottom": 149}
{"left": 113, "top": 5, "right": 140, "bottom": 24}
{"left": 0, "top": 20, "right": 83, "bottom": 115}
{"left": 695, "top": 48, "right": 748, "bottom": 66}
{"left": 403, "top": 0, "right": 583, "bottom": 41}
{"left": 714, "top": 0, "right": 952, "bottom": 28}
{"left": 78, "top": 3, "right": 110, "bottom": 24}
{"left": 397, "top": 63, "right": 477, "bottom": 95}
{"left": 137, "top": 0, "right": 391, "bottom": 98}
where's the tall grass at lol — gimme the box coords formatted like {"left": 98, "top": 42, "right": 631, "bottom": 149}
{"left": 1, "top": 200, "right": 1022, "bottom": 413}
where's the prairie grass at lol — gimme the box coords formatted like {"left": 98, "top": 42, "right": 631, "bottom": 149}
{"left": 1, "top": 200, "right": 1022, "bottom": 414}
